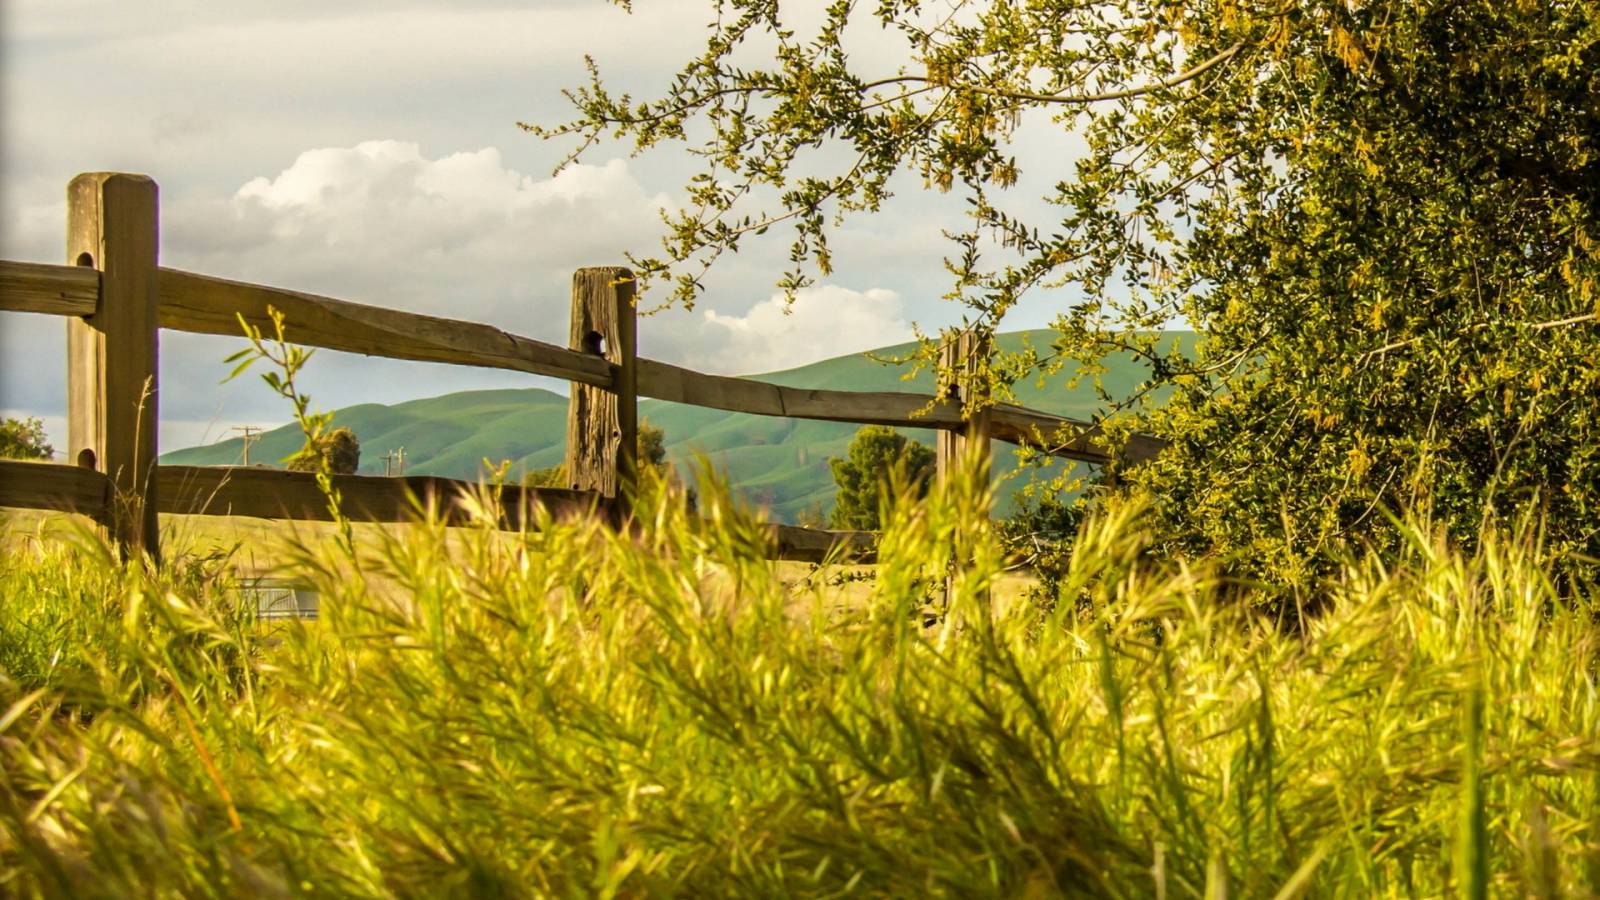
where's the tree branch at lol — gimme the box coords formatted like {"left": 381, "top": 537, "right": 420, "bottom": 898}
{"left": 879, "top": 43, "right": 1244, "bottom": 105}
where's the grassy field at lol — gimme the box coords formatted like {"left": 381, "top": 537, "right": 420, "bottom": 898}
{"left": 0, "top": 507, "right": 1039, "bottom": 612}
{"left": 2, "top": 475, "right": 1599, "bottom": 898}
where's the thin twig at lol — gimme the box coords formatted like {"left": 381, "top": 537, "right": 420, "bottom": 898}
{"left": 1530, "top": 312, "right": 1597, "bottom": 330}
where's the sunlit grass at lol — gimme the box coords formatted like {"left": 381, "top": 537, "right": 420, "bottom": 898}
{"left": 2, "top": 473, "right": 1597, "bottom": 898}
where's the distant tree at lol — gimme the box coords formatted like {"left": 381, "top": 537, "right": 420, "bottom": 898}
{"left": 794, "top": 500, "right": 828, "bottom": 530}
{"left": 638, "top": 419, "right": 668, "bottom": 471}
{"left": 524, "top": 464, "right": 566, "bottom": 489}
{"left": 524, "top": 419, "right": 671, "bottom": 490}
{"left": 828, "top": 426, "right": 935, "bottom": 531}
{"left": 0, "top": 417, "right": 54, "bottom": 461}
{"left": 287, "top": 427, "right": 360, "bottom": 475}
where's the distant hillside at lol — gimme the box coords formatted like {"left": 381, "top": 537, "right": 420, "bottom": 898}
{"left": 161, "top": 331, "right": 1189, "bottom": 522}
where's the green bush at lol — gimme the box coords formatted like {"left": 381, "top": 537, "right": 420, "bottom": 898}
{"left": 286, "top": 426, "right": 360, "bottom": 475}
{"left": 522, "top": 463, "right": 566, "bottom": 489}
{"left": 0, "top": 417, "right": 54, "bottom": 461}
{"left": 794, "top": 499, "right": 827, "bottom": 529}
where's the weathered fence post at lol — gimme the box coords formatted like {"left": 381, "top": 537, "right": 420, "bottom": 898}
{"left": 565, "top": 267, "right": 638, "bottom": 515}
{"left": 936, "top": 331, "right": 992, "bottom": 486}
{"left": 66, "top": 173, "right": 160, "bottom": 564}
{"left": 937, "top": 331, "right": 992, "bottom": 604}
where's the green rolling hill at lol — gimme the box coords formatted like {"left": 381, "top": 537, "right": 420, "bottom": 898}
{"left": 160, "top": 331, "right": 1188, "bottom": 522}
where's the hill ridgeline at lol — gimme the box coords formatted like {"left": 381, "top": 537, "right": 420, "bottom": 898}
{"left": 161, "top": 332, "right": 1185, "bottom": 523}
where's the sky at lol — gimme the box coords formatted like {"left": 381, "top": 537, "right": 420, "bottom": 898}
{"left": 0, "top": 0, "right": 1074, "bottom": 454}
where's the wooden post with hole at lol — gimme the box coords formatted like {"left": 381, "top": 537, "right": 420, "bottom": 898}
{"left": 565, "top": 267, "right": 637, "bottom": 517}
{"left": 936, "top": 331, "right": 991, "bottom": 604}
{"left": 66, "top": 173, "right": 161, "bottom": 564}
{"left": 936, "top": 331, "right": 993, "bottom": 488}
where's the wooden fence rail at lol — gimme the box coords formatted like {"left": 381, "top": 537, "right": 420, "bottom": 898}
{"left": 0, "top": 172, "right": 1163, "bottom": 566}
{"left": 4, "top": 259, "right": 1165, "bottom": 464}
{"left": 0, "top": 459, "right": 875, "bottom": 564}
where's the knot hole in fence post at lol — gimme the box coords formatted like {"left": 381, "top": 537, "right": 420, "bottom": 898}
{"left": 565, "top": 267, "right": 638, "bottom": 516}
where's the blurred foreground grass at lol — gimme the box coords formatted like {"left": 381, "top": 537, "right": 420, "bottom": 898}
{"left": 2, "top": 475, "right": 1598, "bottom": 898}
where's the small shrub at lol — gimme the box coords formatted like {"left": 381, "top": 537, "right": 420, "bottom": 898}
{"left": 794, "top": 499, "right": 827, "bottom": 529}
{"left": 286, "top": 426, "right": 360, "bottom": 474}
{"left": 0, "top": 416, "right": 53, "bottom": 461}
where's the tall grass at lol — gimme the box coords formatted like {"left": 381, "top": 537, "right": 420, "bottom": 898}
{"left": 2, "top": 473, "right": 1599, "bottom": 898}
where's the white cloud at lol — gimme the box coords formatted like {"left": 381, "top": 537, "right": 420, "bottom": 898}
{"left": 682, "top": 285, "right": 912, "bottom": 375}
{"left": 1, "top": 140, "right": 917, "bottom": 438}
{"left": 11, "top": 3, "right": 701, "bottom": 83}
{"left": 2, "top": 189, "right": 67, "bottom": 263}
{"left": 0, "top": 1, "right": 1059, "bottom": 453}
{"left": 163, "top": 141, "right": 673, "bottom": 343}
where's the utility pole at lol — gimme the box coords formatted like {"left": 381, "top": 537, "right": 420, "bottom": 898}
{"left": 230, "top": 425, "right": 263, "bottom": 466}
{"left": 380, "top": 447, "right": 406, "bottom": 477}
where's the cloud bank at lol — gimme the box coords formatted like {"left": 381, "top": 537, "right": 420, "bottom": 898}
{"left": 166, "top": 140, "right": 670, "bottom": 340}
{"left": 682, "top": 286, "right": 910, "bottom": 375}
{"left": 162, "top": 140, "right": 912, "bottom": 372}
{"left": 2, "top": 139, "right": 915, "bottom": 452}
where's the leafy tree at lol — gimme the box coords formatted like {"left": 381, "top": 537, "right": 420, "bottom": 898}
{"left": 538, "top": 1, "right": 1600, "bottom": 580}
{"left": 524, "top": 464, "right": 567, "bottom": 490}
{"left": 998, "top": 471, "right": 1118, "bottom": 607}
{"left": 828, "top": 426, "right": 935, "bottom": 531}
{"left": 637, "top": 419, "right": 669, "bottom": 471}
{"left": 287, "top": 427, "right": 360, "bottom": 475}
{"left": 794, "top": 499, "right": 828, "bottom": 530}
{"left": 0, "top": 417, "right": 53, "bottom": 461}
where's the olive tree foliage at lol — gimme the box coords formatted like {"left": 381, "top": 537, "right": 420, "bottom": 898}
{"left": 532, "top": 1, "right": 1600, "bottom": 578}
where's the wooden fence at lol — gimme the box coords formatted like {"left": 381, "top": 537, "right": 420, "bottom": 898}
{"left": 0, "top": 172, "right": 1164, "bottom": 566}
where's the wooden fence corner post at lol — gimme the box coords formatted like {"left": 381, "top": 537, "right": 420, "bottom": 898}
{"left": 66, "top": 173, "right": 160, "bottom": 565}
{"left": 936, "top": 331, "right": 993, "bottom": 486}
{"left": 566, "top": 267, "right": 637, "bottom": 518}
{"left": 936, "top": 331, "right": 992, "bottom": 607}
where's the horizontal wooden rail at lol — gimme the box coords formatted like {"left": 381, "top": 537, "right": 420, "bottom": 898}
{"left": 0, "top": 458, "right": 113, "bottom": 517}
{"left": 0, "top": 260, "right": 98, "bottom": 316}
{"left": 638, "top": 357, "right": 965, "bottom": 427}
{"left": 988, "top": 404, "right": 1168, "bottom": 465}
{"left": 0, "top": 460, "right": 872, "bottom": 562}
{"left": 156, "top": 268, "right": 616, "bottom": 387}
{"left": 771, "top": 524, "right": 876, "bottom": 564}
{"left": 5, "top": 175, "right": 1126, "bottom": 570}
{"left": 1, "top": 259, "right": 1167, "bottom": 465}
{"left": 158, "top": 465, "right": 605, "bottom": 529}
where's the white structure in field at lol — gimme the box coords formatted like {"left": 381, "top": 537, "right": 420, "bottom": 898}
{"left": 240, "top": 577, "right": 319, "bottom": 621}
